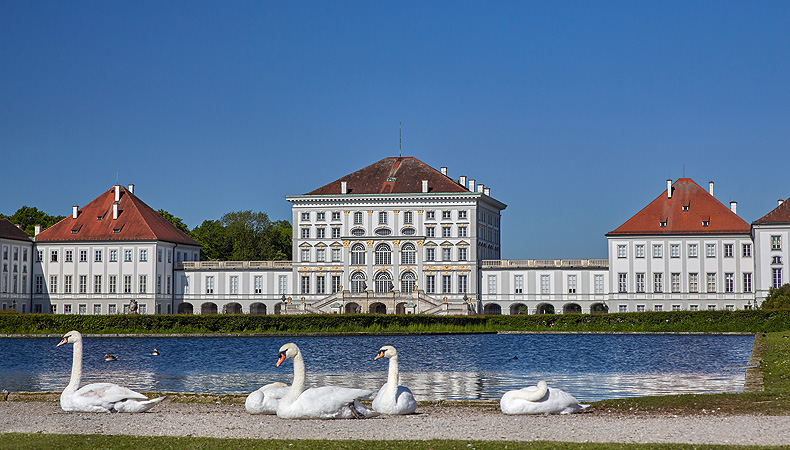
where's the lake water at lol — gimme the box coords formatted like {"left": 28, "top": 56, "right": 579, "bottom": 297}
{"left": 0, "top": 333, "right": 753, "bottom": 402}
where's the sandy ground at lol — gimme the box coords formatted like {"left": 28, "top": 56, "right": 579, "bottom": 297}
{"left": 1, "top": 401, "right": 789, "bottom": 445}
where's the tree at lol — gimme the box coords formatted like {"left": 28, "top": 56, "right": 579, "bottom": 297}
{"left": 156, "top": 209, "right": 190, "bottom": 234}
{"left": 761, "top": 284, "right": 790, "bottom": 309}
{"left": 190, "top": 219, "right": 231, "bottom": 261}
{"left": 221, "top": 210, "right": 271, "bottom": 261}
{"left": 0, "top": 206, "right": 65, "bottom": 236}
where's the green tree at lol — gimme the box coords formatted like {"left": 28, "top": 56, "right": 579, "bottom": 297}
{"left": 190, "top": 219, "right": 231, "bottom": 261}
{"left": 0, "top": 206, "right": 65, "bottom": 236}
{"left": 761, "top": 284, "right": 790, "bottom": 309}
{"left": 156, "top": 209, "right": 190, "bottom": 234}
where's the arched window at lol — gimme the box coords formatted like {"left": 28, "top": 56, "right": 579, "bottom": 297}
{"left": 351, "top": 228, "right": 365, "bottom": 237}
{"left": 401, "top": 271, "right": 416, "bottom": 293}
{"left": 375, "top": 243, "right": 392, "bottom": 265}
{"left": 375, "top": 272, "right": 393, "bottom": 293}
{"left": 351, "top": 243, "right": 366, "bottom": 265}
{"left": 401, "top": 243, "right": 416, "bottom": 265}
{"left": 350, "top": 272, "right": 366, "bottom": 293}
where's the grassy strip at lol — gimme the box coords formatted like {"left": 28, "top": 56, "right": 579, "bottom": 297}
{"left": 2, "top": 310, "right": 790, "bottom": 335}
{"left": 0, "top": 434, "right": 786, "bottom": 450}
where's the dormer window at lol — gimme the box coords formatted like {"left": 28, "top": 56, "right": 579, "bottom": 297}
{"left": 702, "top": 220, "right": 709, "bottom": 227}
{"left": 97, "top": 215, "right": 103, "bottom": 221}
{"left": 659, "top": 221, "right": 667, "bottom": 228}
{"left": 682, "top": 205, "right": 689, "bottom": 212}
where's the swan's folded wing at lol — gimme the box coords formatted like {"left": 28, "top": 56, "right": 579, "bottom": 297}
{"left": 74, "top": 382, "right": 149, "bottom": 404}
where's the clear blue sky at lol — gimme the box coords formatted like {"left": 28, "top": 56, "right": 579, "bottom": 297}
{"left": 2, "top": 1, "right": 789, "bottom": 259}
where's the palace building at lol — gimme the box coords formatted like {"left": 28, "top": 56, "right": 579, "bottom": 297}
{"left": 3, "top": 157, "right": 789, "bottom": 315}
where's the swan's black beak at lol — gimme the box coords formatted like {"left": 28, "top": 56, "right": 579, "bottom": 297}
{"left": 56, "top": 335, "right": 69, "bottom": 347}
{"left": 276, "top": 351, "right": 287, "bottom": 367}
{"left": 375, "top": 350, "right": 385, "bottom": 360}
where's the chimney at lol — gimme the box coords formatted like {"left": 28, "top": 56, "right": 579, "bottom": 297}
{"left": 730, "top": 201, "right": 737, "bottom": 214}
{"left": 468, "top": 179, "right": 476, "bottom": 192}
{"left": 440, "top": 167, "right": 447, "bottom": 176}
{"left": 15, "top": 224, "right": 21, "bottom": 229}
{"left": 708, "top": 181, "right": 714, "bottom": 196}
{"left": 477, "top": 184, "right": 484, "bottom": 193}
{"left": 459, "top": 175, "right": 467, "bottom": 187}
{"left": 484, "top": 187, "right": 490, "bottom": 196}
{"left": 114, "top": 185, "right": 121, "bottom": 202}
{"left": 421, "top": 180, "right": 429, "bottom": 193}
{"left": 113, "top": 203, "right": 119, "bottom": 220}
{"left": 780, "top": 199, "right": 785, "bottom": 206}
{"left": 128, "top": 184, "right": 134, "bottom": 194}
{"left": 341, "top": 181, "right": 348, "bottom": 194}
{"left": 667, "top": 179, "right": 672, "bottom": 199}
{"left": 34, "top": 225, "right": 41, "bottom": 236}
{"left": 72, "top": 205, "right": 79, "bottom": 219}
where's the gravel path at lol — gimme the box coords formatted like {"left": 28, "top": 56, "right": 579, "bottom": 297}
{"left": 1, "top": 401, "right": 789, "bottom": 445}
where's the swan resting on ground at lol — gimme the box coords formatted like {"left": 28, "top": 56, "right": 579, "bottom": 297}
{"left": 274, "top": 342, "right": 378, "bottom": 419}
{"left": 57, "top": 330, "right": 166, "bottom": 413}
{"left": 371, "top": 345, "right": 417, "bottom": 415}
{"left": 245, "top": 381, "right": 289, "bottom": 414}
{"left": 500, "top": 380, "right": 588, "bottom": 415}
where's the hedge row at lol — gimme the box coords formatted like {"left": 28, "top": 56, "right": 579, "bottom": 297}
{"left": 1, "top": 310, "right": 789, "bottom": 335}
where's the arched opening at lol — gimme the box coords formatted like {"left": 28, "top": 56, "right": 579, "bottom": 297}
{"left": 563, "top": 303, "right": 582, "bottom": 314}
{"left": 510, "top": 303, "right": 528, "bottom": 315}
{"left": 201, "top": 302, "right": 218, "bottom": 315}
{"left": 375, "top": 243, "right": 392, "bottom": 265}
{"left": 274, "top": 303, "right": 282, "bottom": 315}
{"left": 401, "top": 243, "right": 416, "bottom": 265}
{"left": 345, "top": 302, "right": 361, "bottom": 314}
{"left": 350, "top": 243, "right": 366, "bottom": 265}
{"left": 375, "top": 272, "right": 393, "bottom": 293}
{"left": 590, "top": 303, "right": 609, "bottom": 314}
{"left": 369, "top": 302, "right": 387, "bottom": 314}
{"left": 177, "top": 302, "right": 193, "bottom": 315}
{"left": 250, "top": 302, "right": 267, "bottom": 315}
{"left": 396, "top": 302, "right": 407, "bottom": 315}
{"left": 400, "top": 271, "right": 416, "bottom": 293}
{"left": 536, "top": 303, "right": 555, "bottom": 315}
{"left": 350, "top": 271, "right": 367, "bottom": 293}
{"left": 223, "top": 302, "right": 242, "bottom": 314}
{"left": 483, "top": 303, "right": 502, "bottom": 315}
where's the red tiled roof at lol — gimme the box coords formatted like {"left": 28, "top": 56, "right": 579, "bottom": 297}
{"left": 35, "top": 186, "right": 201, "bottom": 246}
{"left": 606, "top": 178, "right": 750, "bottom": 236}
{"left": 305, "top": 157, "right": 470, "bottom": 195}
{"left": 0, "top": 218, "right": 33, "bottom": 242}
{"left": 753, "top": 197, "right": 790, "bottom": 225}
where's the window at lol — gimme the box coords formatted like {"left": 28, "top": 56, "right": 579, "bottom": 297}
{"left": 458, "top": 226, "right": 467, "bottom": 237}
{"left": 442, "top": 247, "right": 451, "bottom": 261}
{"left": 35, "top": 275, "right": 43, "bottom": 293}
{"left": 158, "top": 249, "right": 162, "bottom": 262}
{"left": 487, "top": 275, "right": 496, "bottom": 294}
{"left": 653, "top": 273, "right": 663, "bottom": 293}
{"left": 332, "top": 227, "right": 340, "bottom": 239}
{"left": 65, "top": 250, "right": 73, "bottom": 262}
{"left": 332, "top": 275, "right": 341, "bottom": 294}
{"left": 458, "top": 247, "right": 467, "bottom": 261}
{"left": 671, "top": 273, "right": 680, "bottom": 293}
{"left": 670, "top": 244, "right": 680, "bottom": 258}
{"left": 426, "top": 275, "right": 436, "bottom": 294}
{"left": 351, "top": 272, "right": 366, "bottom": 293}
{"left": 353, "top": 212, "right": 363, "bottom": 225}
{"left": 635, "top": 245, "right": 645, "bottom": 258}
{"left": 426, "top": 226, "right": 435, "bottom": 237}
{"left": 725, "top": 273, "right": 734, "bottom": 293}
{"left": 772, "top": 256, "right": 783, "bottom": 264}
{"left": 375, "top": 244, "right": 392, "bottom": 265}
{"left": 689, "top": 273, "right": 698, "bottom": 293}
{"left": 124, "top": 250, "right": 132, "bottom": 262}
{"left": 637, "top": 305, "right": 645, "bottom": 312}
{"left": 654, "top": 305, "right": 663, "bottom": 312}
{"left": 706, "top": 244, "right": 716, "bottom": 258}
{"left": 426, "top": 211, "right": 435, "bottom": 220}
{"left": 64, "top": 304, "right": 72, "bottom": 314}
{"left": 401, "top": 243, "right": 416, "bottom": 265}
{"left": 660, "top": 221, "right": 667, "bottom": 228}
{"left": 437, "top": 274, "right": 449, "bottom": 294}
{"left": 442, "top": 226, "right": 451, "bottom": 238}
{"left": 250, "top": 275, "right": 262, "bottom": 294}
{"left": 403, "top": 211, "right": 413, "bottom": 224}
{"left": 743, "top": 273, "right": 752, "bottom": 293}
{"left": 49, "top": 275, "right": 58, "bottom": 293}
{"left": 458, "top": 210, "right": 467, "bottom": 220}
{"left": 301, "top": 228, "right": 310, "bottom": 239}
{"left": 702, "top": 220, "right": 709, "bottom": 227}
{"left": 619, "top": 305, "right": 628, "bottom": 313}
{"left": 109, "top": 275, "right": 116, "bottom": 294}
{"left": 567, "top": 274, "right": 577, "bottom": 294}
{"left": 79, "top": 275, "right": 87, "bottom": 293}
{"left": 688, "top": 244, "right": 698, "bottom": 258}
{"left": 331, "top": 211, "right": 341, "bottom": 221}
{"left": 635, "top": 273, "right": 645, "bottom": 293}
{"left": 23, "top": 249, "right": 27, "bottom": 262}
{"left": 167, "top": 250, "right": 172, "bottom": 263}
{"left": 316, "top": 212, "right": 325, "bottom": 221}
{"left": 316, "top": 275, "right": 325, "bottom": 294}
{"left": 672, "top": 304, "right": 681, "bottom": 311}
{"left": 440, "top": 210, "right": 450, "bottom": 220}
{"left": 458, "top": 274, "right": 468, "bottom": 294}
{"left": 157, "top": 275, "right": 162, "bottom": 293}
{"left": 64, "top": 275, "right": 72, "bottom": 294}
{"left": 316, "top": 228, "right": 325, "bottom": 239}
{"left": 36, "top": 250, "right": 42, "bottom": 262}
{"left": 773, "top": 268, "right": 783, "bottom": 289}
{"left": 51, "top": 250, "right": 58, "bottom": 262}
{"left": 724, "top": 244, "right": 733, "bottom": 258}
{"left": 706, "top": 273, "right": 716, "bottom": 293}
{"left": 426, "top": 247, "right": 435, "bottom": 261}
{"left": 94, "top": 275, "right": 101, "bottom": 293}
{"left": 617, "top": 245, "right": 626, "bottom": 258}
{"left": 205, "top": 276, "right": 214, "bottom": 294}
{"left": 743, "top": 243, "right": 752, "bottom": 257}
{"left": 541, "top": 275, "right": 550, "bottom": 294}
{"left": 301, "top": 249, "right": 310, "bottom": 262}
{"left": 351, "top": 244, "right": 366, "bottom": 265}
{"left": 594, "top": 274, "right": 604, "bottom": 294}
{"left": 166, "top": 275, "right": 171, "bottom": 294}
{"left": 139, "top": 275, "right": 147, "bottom": 293}
{"left": 301, "top": 212, "right": 310, "bottom": 221}
{"left": 378, "top": 211, "right": 388, "bottom": 225}
{"left": 772, "top": 235, "right": 782, "bottom": 250}
{"left": 279, "top": 275, "right": 287, "bottom": 294}
{"left": 108, "top": 304, "right": 116, "bottom": 314}
{"left": 79, "top": 250, "right": 87, "bottom": 262}
{"left": 331, "top": 248, "right": 341, "bottom": 262}
{"left": 110, "top": 250, "right": 117, "bottom": 262}
{"left": 316, "top": 248, "right": 325, "bottom": 262}
{"left": 618, "top": 273, "right": 627, "bottom": 293}
{"left": 707, "top": 304, "right": 716, "bottom": 311}
{"left": 514, "top": 275, "right": 523, "bottom": 294}
{"left": 301, "top": 276, "right": 310, "bottom": 294}
{"left": 652, "top": 244, "right": 662, "bottom": 258}
{"left": 351, "top": 228, "right": 365, "bottom": 236}
{"left": 375, "top": 228, "right": 392, "bottom": 236}
{"left": 229, "top": 276, "right": 238, "bottom": 294}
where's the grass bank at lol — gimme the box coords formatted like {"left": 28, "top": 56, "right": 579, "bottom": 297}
{"left": 2, "top": 310, "right": 790, "bottom": 335}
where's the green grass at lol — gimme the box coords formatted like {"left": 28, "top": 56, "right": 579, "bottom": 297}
{"left": 0, "top": 435, "right": 788, "bottom": 450}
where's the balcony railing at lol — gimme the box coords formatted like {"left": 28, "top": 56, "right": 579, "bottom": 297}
{"left": 480, "top": 259, "right": 609, "bottom": 269}
{"left": 178, "top": 261, "right": 293, "bottom": 270}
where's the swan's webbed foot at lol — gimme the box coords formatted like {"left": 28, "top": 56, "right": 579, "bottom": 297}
{"left": 348, "top": 402, "right": 364, "bottom": 419}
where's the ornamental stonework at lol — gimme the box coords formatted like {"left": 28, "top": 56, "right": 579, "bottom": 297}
{"left": 392, "top": 240, "right": 400, "bottom": 247}
{"left": 417, "top": 240, "right": 424, "bottom": 247}
{"left": 366, "top": 240, "right": 374, "bottom": 247}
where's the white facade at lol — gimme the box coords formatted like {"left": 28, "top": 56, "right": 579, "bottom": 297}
{"left": 0, "top": 235, "right": 34, "bottom": 313}
{"left": 753, "top": 224, "right": 789, "bottom": 303}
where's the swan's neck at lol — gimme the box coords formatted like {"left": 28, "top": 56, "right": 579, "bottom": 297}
{"left": 66, "top": 340, "right": 83, "bottom": 394}
{"left": 284, "top": 352, "right": 306, "bottom": 402}
{"left": 386, "top": 355, "right": 399, "bottom": 391}
{"left": 519, "top": 380, "right": 549, "bottom": 402}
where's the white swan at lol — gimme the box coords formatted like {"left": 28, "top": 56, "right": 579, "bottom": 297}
{"left": 371, "top": 345, "right": 417, "bottom": 415}
{"left": 274, "top": 342, "right": 378, "bottom": 419}
{"left": 500, "top": 380, "right": 588, "bottom": 415}
{"left": 57, "top": 330, "right": 166, "bottom": 413}
{"left": 245, "top": 381, "right": 289, "bottom": 414}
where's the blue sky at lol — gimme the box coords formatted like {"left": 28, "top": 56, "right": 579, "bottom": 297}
{"left": 2, "top": 1, "right": 789, "bottom": 259}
